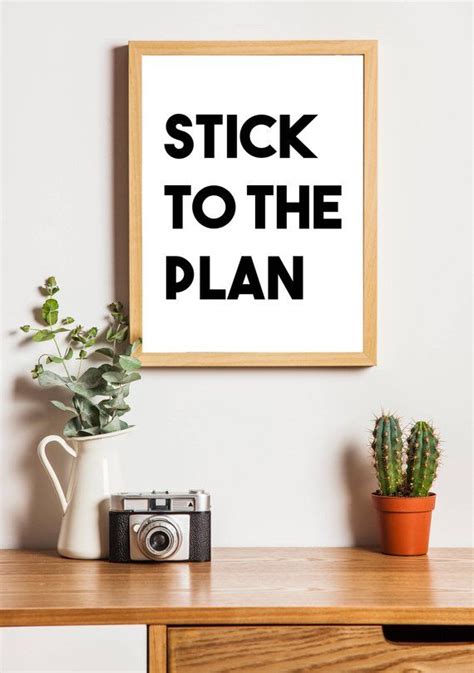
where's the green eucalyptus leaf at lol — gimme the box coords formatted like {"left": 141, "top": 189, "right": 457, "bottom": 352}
{"left": 123, "top": 338, "right": 142, "bottom": 356}
{"left": 46, "top": 355, "right": 63, "bottom": 364}
{"left": 98, "top": 386, "right": 119, "bottom": 397}
{"left": 118, "top": 355, "right": 141, "bottom": 371}
{"left": 62, "top": 317, "right": 75, "bottom": 325}
{"left": 114, "top": 326, "right": 128, "bottom": 342}
{"left": 102, "top": 371, "right": 140, "bottom": 385}
{"left": 122, "top": 372, "right": 141, "bottom": 384}
{"left": 83, "top": 364, "right": 117, "bottom": 395}
{"left": 109, "top": 301, "right": 124, "bottom": 315}
{"left": 98, "top": 409, "right": 112, "bottom": 428}
{"left": 78, "top": 367, "right": 103, "bottom": 388}
{"left": 102, "top": 393, "right": 130, "bottom": 412}
{"left": 64, "top": 347, "right": 73, "bottom": 360}
{"left": 37, "top": 370, "right": 66, "bottom": 387}
{"left": 78, "top": 349, "right": 87, "bottom": 359}
{"left": 131, "top": 338, "right": 142, "bottom": 353}
{"left": 66, "top": 381, "right": 94, "bottom": 398}
{"left": 31, "top": 364, "right": 44, "bottom": 379}
{"left": 95, "top": 347, "right": 115, "bottom": 359}
{"left": 63, "top": 417, "right": 81, "bottom": 437}
{"left": 32, "top": 330, "right": 56, "bottom": 342}
{"left": 106, "top": 327, "right": 128, "bottom": 343}
{"left": 72, "top": 394, "right": 101, "bottom": 428}
{"left": 118, "top": 373, "right": 139, "bottom": 385}
{"left": 20, "top": 325, "right": 31, "bottom": 333}
{"left": 69, "top": 326, "right": 82, "bottom": 340}
{"left": 101, "top": 418, "right": 120, "bottom": 433}
{"left": 77, "top": 427, "right": 102, "bottom": 436}
{"left": 42, "top": 298, "right": 59, "bottom": 326}
{"left": 51, "top": 400, "right": 76, "bottom": 413}
{"left": 79, "top": 365, "right": 118, "bottom": 391}
{"left": 101, "top": 417, "right": 128, "bottom": 434}
{"left": 101, "top": 371, "right": 126, "bottom": 384}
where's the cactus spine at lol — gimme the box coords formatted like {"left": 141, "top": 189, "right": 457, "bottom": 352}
{"left": 372, "top": 415, "right": 404, "bottom": 496}
{"left": 406, "top": 421, "right": 440, "bottom": 496}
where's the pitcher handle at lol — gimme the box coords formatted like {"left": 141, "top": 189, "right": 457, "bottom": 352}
{"left": 37, "top": 435, "right": 77, "bottom": 513}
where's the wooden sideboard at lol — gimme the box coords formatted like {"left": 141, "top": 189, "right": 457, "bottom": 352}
{"left": 1, "top": 548, "right": 473, "bottom": 672}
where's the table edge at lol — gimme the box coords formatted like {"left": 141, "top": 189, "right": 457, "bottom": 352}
{"left": 1, "top": 606, "right": 473, "bottom": 627}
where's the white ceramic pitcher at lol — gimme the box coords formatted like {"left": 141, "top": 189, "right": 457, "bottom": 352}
{"left": 37, "top": 428, "right": 132, "bottom": 559}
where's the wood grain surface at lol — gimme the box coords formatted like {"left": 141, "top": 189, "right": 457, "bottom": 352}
{"left": 148, "top": 625, "right": 167, "bottom": 673}
{"left": 167, "top": 625, "right": 474, "bottom": 673}
{"left": 0, "top": 548, "right": 472, "bottom": 626}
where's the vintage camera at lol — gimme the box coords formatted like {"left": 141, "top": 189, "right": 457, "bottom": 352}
{"left": 109, "top": 490, "right": 211, "bottom": 562}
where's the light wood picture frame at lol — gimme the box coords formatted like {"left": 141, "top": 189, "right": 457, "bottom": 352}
{"left": 129, "top": 41, "right": 377, "bottom": 367}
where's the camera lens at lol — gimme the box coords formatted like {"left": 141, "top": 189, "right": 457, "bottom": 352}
{"left": 149, "top": 531, "right": 170, "bottom": 553}
{"left": 137, "top": 516, "right": 182, "bottom": 560}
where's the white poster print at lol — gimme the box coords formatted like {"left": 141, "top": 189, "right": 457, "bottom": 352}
{"left": 141, "top": 55, "right": 363, "bottom": 353}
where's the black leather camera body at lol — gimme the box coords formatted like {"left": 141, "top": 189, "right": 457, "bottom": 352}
{"left": 109, "top": 490, "right": 211, "bottom": 562}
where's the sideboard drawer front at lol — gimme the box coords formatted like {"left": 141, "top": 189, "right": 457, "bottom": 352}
{"left": 167, "top": 625, "right": 474, "bottom": 673}
{"left": 0, "top": 625, "right": 147, "bottom": 673}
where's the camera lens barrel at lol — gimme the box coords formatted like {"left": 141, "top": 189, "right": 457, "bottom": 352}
{"left": 137, "top": 516, "right": 182, "bottom": 560}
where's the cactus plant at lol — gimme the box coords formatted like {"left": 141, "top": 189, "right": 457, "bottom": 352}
{"left": 371, "top": 414, "right": 440, "bottom": 555}
{"left": 371, "top": 414, "right": 404, "bottom": 496}
{"left": 406, "top": 421, "right": 440, "bottom": 497}
{"left": 371, "top": 415, "right": 441, "bottom": 497}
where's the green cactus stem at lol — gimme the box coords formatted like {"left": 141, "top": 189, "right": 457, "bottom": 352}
{"left": 371, "top": 415, "right": 404, "bottom": 496}
{"left": 406, "top": 421, "right": 440, "bottom": 496}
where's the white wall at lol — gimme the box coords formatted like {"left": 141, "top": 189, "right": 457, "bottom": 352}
{"left": 1, "top": 1, "right": 472, "bottom": 549}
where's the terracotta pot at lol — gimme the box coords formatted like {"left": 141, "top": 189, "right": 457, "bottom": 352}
{"left": 372, "top": 493, "right": 436, "bottom": 556}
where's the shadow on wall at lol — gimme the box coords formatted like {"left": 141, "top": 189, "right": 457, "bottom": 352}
{"left": 12, "top": 377, "right": 72, "bottom": 548}
{"left": 341, "top": 442, "right": 379, "bottom": 547}
{"left": 112, "top": 46, "right": 129, "bottom": 304}
{"left": 10, "top": 47, "right": 130, "bottom": 549}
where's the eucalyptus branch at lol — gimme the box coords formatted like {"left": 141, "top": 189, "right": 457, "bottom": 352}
{"left": 52, "top": 335, "right": 72, "bottom": 381}
{"left": 77, "top": 357, "right": 83, "bottom": 380}
{"left": 19, "top": 278, "right": 142, "bottom": 437}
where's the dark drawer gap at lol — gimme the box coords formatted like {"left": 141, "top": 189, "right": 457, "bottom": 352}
{"left": 383, "top": 625, "right": 474, "bottom": 644}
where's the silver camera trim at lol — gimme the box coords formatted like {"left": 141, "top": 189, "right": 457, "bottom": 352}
{"left": 129, "top": 513, "right": 190, "bottom": 562}
{"left": 110, "top": 490, "right": 210, "bottom": 513}
{"left": 138, "top": 516, "right": 182, "bottom": 561}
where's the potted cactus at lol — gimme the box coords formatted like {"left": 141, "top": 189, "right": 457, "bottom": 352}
{"left": 371, "top": 415, "right": 440, "bottom": 556}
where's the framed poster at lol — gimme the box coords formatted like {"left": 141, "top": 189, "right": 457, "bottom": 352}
{"left": 129, "top": 41, "right": 377, "bottom": 367}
